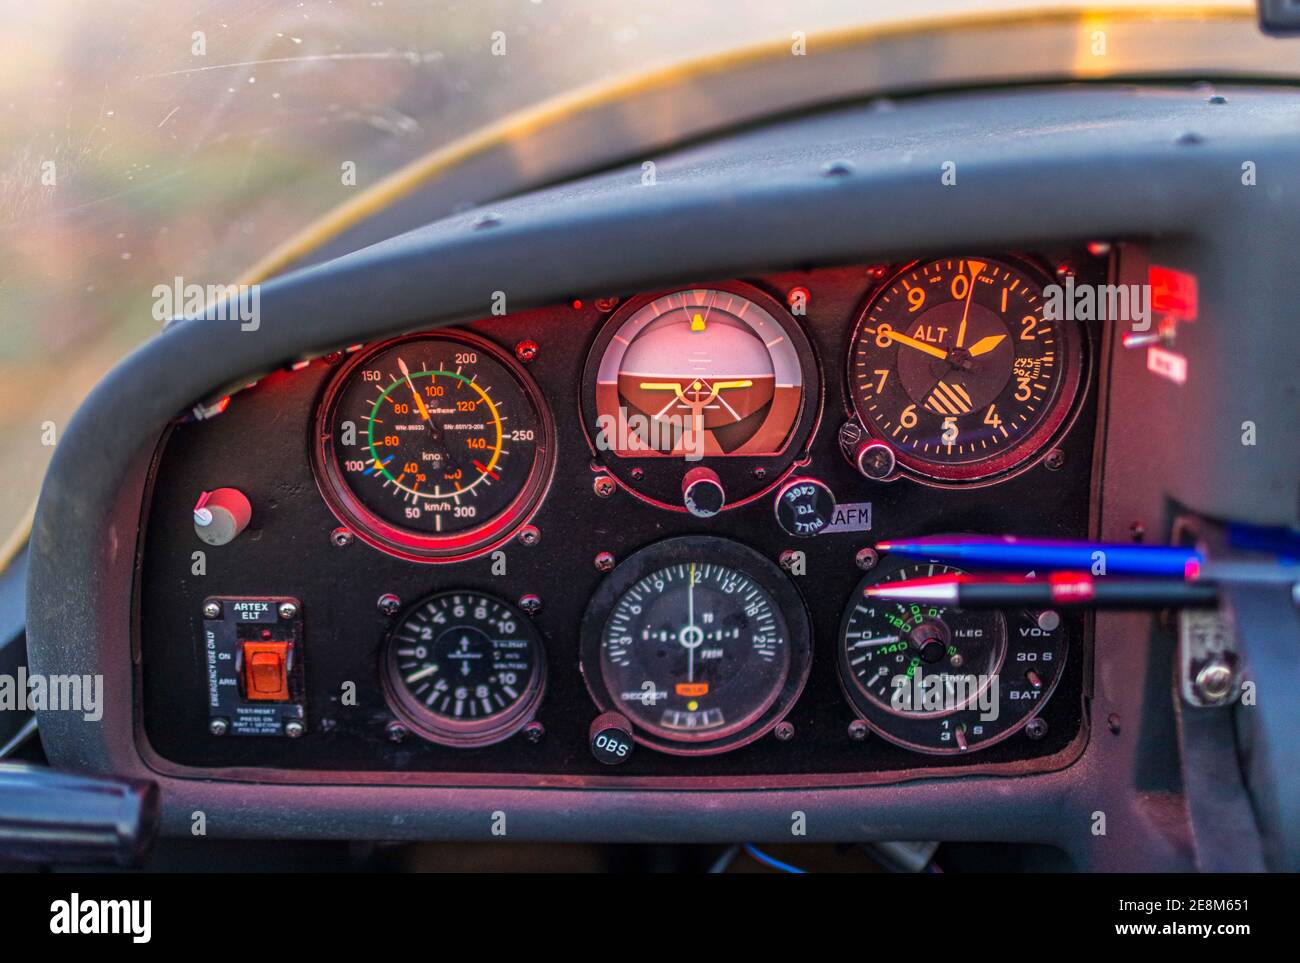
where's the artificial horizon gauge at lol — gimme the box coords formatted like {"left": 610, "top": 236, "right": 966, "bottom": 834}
{"left": 581, "top": 284, "right": 821, "bottom": 513}
{"left": 580, "top": 536, "right": 813, "bottom": 755}
{"left": 382, "top": 591, "right": 546, "bottom": 747}
{"left": 847, "top": 256, "right": 1084, "bottom": 484}
{"left": 312, "top": 330, "right": 554, "bottom": 562}
{"left": 838, "top": 557, "right": 1067, "bottom": 754}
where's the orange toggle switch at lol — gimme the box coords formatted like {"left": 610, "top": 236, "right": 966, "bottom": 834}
{"left": 242, "top": 641, "right": 291, "bottom": 701}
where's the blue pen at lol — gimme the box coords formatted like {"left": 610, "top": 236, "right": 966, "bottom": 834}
{"left": 874, "top": 535, "right": 1202, "bottom": 579}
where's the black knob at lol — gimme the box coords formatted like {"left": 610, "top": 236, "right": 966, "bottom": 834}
{"left": 589, "top": 712, "right": 634, "bottom": 766}
{"left": 774, "top": 477, "right": 836, "bottom": 537}
{"left": 855, "top": 441, "right": 897, "bottom": 480}
{"left": 681, "top": 467, "right": 725, "bottom": 518}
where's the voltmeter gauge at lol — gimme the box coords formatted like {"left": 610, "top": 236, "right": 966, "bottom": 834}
{"left": 580, "top": 536, "right": 812, "bottom": 755}
{"left": 382, "top": 591, "right": 546, "bottom": 747}
{"left": 837, "top": 557, "right": 1067, "bottom": 754}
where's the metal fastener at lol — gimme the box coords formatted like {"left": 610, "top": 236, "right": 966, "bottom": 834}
{"left": 774, "top": 721, "right": 795, "bottom": 742}
{"left": 856, "top": 547, "right": 879, "bottom": 571}
{"left": 278, "top": 601, "right": 298, "bottom": 620}
{"left": 518, "top": 594, "right": 542, "bottom": 616}
{"left": 209, "top": 718, "right": 229, "bottom": 736}
{"left": 593, "top": 475, "right": 617, "bottom": 498}
{"left": 1025, "top": 717, "right": 1049, "bottom": 740}
{"left": 202, "top": 601, "right": 222, "bottom": 619}
{"left": 285, "top": 720, "right": 305, "bottom": 738}
{"left": 848, "top": 720, "right": 870, "bottom": 742}
{"left": 377, "top": 593, "right": 402, "bottom": 616}
{"left": 386, "top": 721, "right": 409, "bottom": 744}
{"left": 1194, "top": 658, "right": 1235, "bottom": 704}
{"left": 331, "top": 527, "right": 354, "bottom": 548}
{"left": 522, "top": 721, "right": 545, "bottom": 743}
{"left": 594, "top": 551, "right": 615, "bottom": 573}
{"left": 517, "top": 525, "right": 541, "bottom": 547}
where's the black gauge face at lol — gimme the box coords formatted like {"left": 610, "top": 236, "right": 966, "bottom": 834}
{"left": 848, "top": 256, "right": 1082, "bottom": 483}
{"left": 383, "top": 591, "right": 545, "bottom": 746}
{"left": 843, "top": 563, "right": 1005, "bottom": 717}
{"left": 580, "top": 283, "right": 821, "bottom": 512}
{"left": 313, "top": 331, "right": 553, "bottom": 561}
{"left": 581, "top": 537, "right": 812, "bottom": 755}
{"left": 838, "top": 557, "right": 1067, "bottom": 754}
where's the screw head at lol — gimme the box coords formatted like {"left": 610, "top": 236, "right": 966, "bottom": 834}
{"left": 522, "top": 721, "right": 545, "bottom": 743}
{"left": 208, "top": 717, "right": 229, "bottom": 736}
{"left": 1043, "top": 449, "right": 1066, "bottom": 471}
{"left": 856, "top": 547, "right": 879, "bottom": 571}
{"left": 848, "top": 719, "right": 870, "bottom": 741}
{"left": 778, "top": 550, "right": 800, "bottom": 572}
{"left": 517, "top": 525, "right": 541, "bottom": 547}
{"left": 518, "top": 594, "right": 542, "bottom": 616}
{"left": 594, "top": 551, "right": 615, "bottom": 573}
{"left": 593, "top": 475, "right": 617, "bottom": 498}
{"left": 773, "top": 721, "right": 795, "bottom": 742}
{"left": 1107, "top": 713, "right": 1122, "bottom": 735}
{"left": 278, "top": 601, "right": 298, "bottom": 620}
{"left": 1195, "top": 659, "right": 1235, "bottom": 704}
{"left": 514, "top": 339, "right": 539, "bottom": 364}
{"left": 385, "top": 721, "right": 409, "bottom": 744}
{"left": 1025, "top": 717, "right": 1049, "bottom": 740}
{"left": 753, "top": 466, "right": 767, "bottom": 481}
{"left": 285, "top": 720, "right": 305, "bottom": 739}
{"left": 202, "top": 601, "right": 222, "bottom": 619}
{"left": 331, "top": 527, "right": 354, "bottom": 547}
{"left": 377, "top": 593, "right": 402, "bottom": 616}
{"left": 594, "top": 297, "right": 619, "bottom": 312}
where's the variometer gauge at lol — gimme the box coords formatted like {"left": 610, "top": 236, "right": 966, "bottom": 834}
{"left": 312, "top": 330, "right": 554, "bottom": 562}
{"left": 581, "top": 284, "right": 821, "bottom": 513}
{"left": 838, "top": 557, "right": 1067, "bottom": 754}
{"left": 847, "top": 256, "right": 1085, "bottom": 485}
{"left": 580, "top": 536, "right": 813, "bottom": 755}
{"left": 382, "top": 591, "right": 546, "bottom": 747}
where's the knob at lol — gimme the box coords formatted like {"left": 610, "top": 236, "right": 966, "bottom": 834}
{"left": 589, "top": 712, "right": 634, "bottom": 765}
{"left": 854, "top": 441, "right": 897, "bottom": 480}
{"left": 194, "top": 488, "right": 252, "bottom": 546}
{"left": 682, "top": 466, "right": 725, "bottom": 518}
{"left": 774, "top": 477, "right": 836, "bottom": 538}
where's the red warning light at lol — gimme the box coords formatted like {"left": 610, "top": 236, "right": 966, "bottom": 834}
{"left": 1149, "top": 265, "right": 1198, "bottom": 322}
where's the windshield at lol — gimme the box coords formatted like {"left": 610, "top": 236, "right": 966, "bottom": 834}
{"left": 0, "top": 0, "right": 1227, "bottom": 542}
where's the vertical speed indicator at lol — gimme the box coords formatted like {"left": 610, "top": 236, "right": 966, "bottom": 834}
{"left": 848, "top": 256, "right": 1083, "bottom": 484}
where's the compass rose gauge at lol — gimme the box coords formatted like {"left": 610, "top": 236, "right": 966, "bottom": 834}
{"left": 382, "top": 591, "right": 546, "bottom": 747}
{"left": 581, "top": 283, "right": 820, "bottom": 512}
{"left": 313, "top": 330, "right": 554, "bottom": 562}
{"left": 580, "top": 536, "right": 813, "bottom": 755}
{"left": 838, "top": 557, "right": 1068, "bottom": 754}
{"left": 847, "top": 256, "right": 1084, "bottom": 484}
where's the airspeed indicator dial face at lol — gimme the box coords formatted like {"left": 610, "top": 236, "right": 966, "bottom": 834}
{"left": 313, "top": 331, "right": 553, "bottom": 561}
{"left": 848, "top": 257, "right": 1082, "bottom": 483}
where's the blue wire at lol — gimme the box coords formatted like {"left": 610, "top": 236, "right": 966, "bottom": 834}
{"left": 743, "top": 843, "right": 806, "bottom": 874}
